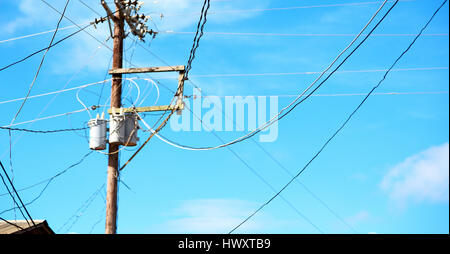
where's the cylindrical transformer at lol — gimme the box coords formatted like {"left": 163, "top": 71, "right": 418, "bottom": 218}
{"left": 88, "top": 118, "right": 107, "bottom": 150}
{"left": 109, "top": 113, "right": 126, "bottom": 145}
{"left": 123, "top": 113, "right": 139, "bottom": 147}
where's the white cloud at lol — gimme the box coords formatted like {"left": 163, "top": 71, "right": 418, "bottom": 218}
{"left": 158, "top": 199, "right": 267, "bottom": 233}
{"left": 346, "top": 210, "right": 370, "bottom": 227}
{"left": 381, "top": 143, "right": 449, "bottom": 207}
{"left": 142, "top": 0, "right": 270, "bottom": 31}
{"left": 3, "top": 0, "right": 270, "bottom": 74}
{"left": 3, "top": 0, "right": 52, "bottom": 34}
{"left": 50, "top": 25, "right": 113, "bottom": 74}
{"left": 2, "top": 0, "right": 112, "bottom": 74}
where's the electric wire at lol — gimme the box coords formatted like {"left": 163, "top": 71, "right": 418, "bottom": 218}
{"left": 138, "top": 75, "right": 353, "bottom": 232}
{"left": 0, "top": 217, "right": 25, "bottom": 231}
{"left": 229, "top": 0, "right": 448, "bottom": 234}
{"left": 0, "top": 152, "right": 93, "bottom": 216}
{"left": 0, "top": 163, "right": 31, "bottom": 227}
{"left": 162, "top": 31, "right": 448, "bottom": 37}
{"left": 88, "top": 189, "right": 106, "bottom": 233}
{"left": 185, "top": 0, "right": 211, "bottom": 79}
{"left": 124, "top": 69, "right": 327, "bottom": 232}
{"left": 118, "top": 107, "right": 176, "bottom": 171}
{"left": 140, "top": 0, "right": 393, "bottom": 151}
{"left": 97, "top": 55, "right": 114, "bottom": 113}
{"left": 0, "top": 35, "right": 111, "bottom": 160}
{"left": 57, "top": 183, "right": 105, "bottom": 233}
{"left": 0, "top": 23, "right": 92, "bottom": 73}
{"left": 0, "top": 151, "right": 93, "bottom": 198}
{"left": 85, "top": 0, "right": 386, "bottom": 233}
{"left": 180, "top": 66, "right": 449, "bottom": 79}
{"left": 0, "top": 79, "right": 111, "bottom": 105}
{"left": 0, "top": 1, "right": 419, "bottom": 45}
{"left": 2, "top": 108, "right": 91, "bottom": 128}
{"left": 0, "top": 24, "right": 81, "bottom": 44}
{"left": 138, "top": 107, "right": 325, "bottom": 233}
{"left": 57, "top": 0, "right": 179, "bottom": 97}
{"left": 0, "top": 67, "right": 445, "bottom": 107}
{"left": 162, "top": 0, "right": 412, "bottom": 17}
{"left": 0, "top": 126, "right": 88, "bottom": 134}
{"left": 115, "top": 0, "right": 392, "bottom": 232}
{"left": 0, "top": 160, "right": 35, "bottom": 226}
{"left": 183, "top": 91, "right": 449, "bottom": 98}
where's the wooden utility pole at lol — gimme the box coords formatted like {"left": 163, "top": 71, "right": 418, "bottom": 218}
{"left": 100, "top": 0, "right": 184, "bottom": 234}
{"left": 105, "top": 3, "right": 124, "bottom": 234}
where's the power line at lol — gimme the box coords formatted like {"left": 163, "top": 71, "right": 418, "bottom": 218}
{"left": 115, "top": 0, "right": 214, "bottom": 171}
{"left": 0, "top": 23, "right": 93, "bottom": 73}
{"left": 0, "top": 151, "right": 93, "bottom": 198}
{"left": 0, "top": 126, "right": 88, "bottom": 134}
{"left": 118, "top": 109, "right": 176, "bottom": 171}
{"left": 57, "top": 183, "right": 105, "bottom": 233}
{"left": 184, "top": 104, "right": 325, "bottom": 233}
{"left": 139, "top": 0, "right": 395, "bottom": 151}
{"left": 250, "top": 141, "right": 358, "bottom": 233}
{"left": 2, "top": 108, "right": 91, "bottom": 128}
{"left": 0, "top": 160, "right": 35, "bottom": 226}
{"left": 0, "top": 164, "right": 31, "bottom": 227}
{"left": 0, "top": 36, "right": 112, "bottom": 161}
{"left": 0, "top": 217, "right": 25, "bottom": 231}
{"left": 0, "top": 79, "right": 110, "bottom": 106}
{"left": 4, "top": 19, "right": 445, "bottom": 45}
{"left": 162, "top": 31, "right": 448, "bottom": 37}
{"left": 3, "top": 67, "right": 443, "bottom": 107}
{"left": 0, "top": 24, "right": 81, "bottom": 44}
{"left": 229, "top": 0, "right": 448, "bottom": 234}
{"left": 78, "top": 0, "right": 102, "bottom": 16}
{"left": 184, "top": 91, "right": 449, "bottom": 98}
{"left": 146, "top": 66, "right": 449, "bottom": 79}
{"left": 135, "top": 0, "right": 395, "bottom": 233}
{"left": 131, "top": 99, "right": 325, "bottom": 233}
{"left": 128, "top": 66, "right": 449, "bottom": 80}
{"left": 185, "top": 0, "right": 211, "bottom": 79}
{"left": 0, "top": 151, "right": 93, "bottom": 217}
{"left": 121, "top": 1, "right": 396, "bottom": 232}
{"left": 60, "top": 0, "right": 179, "bottom": 98}
{"left": 45, "top": 0, "right": 182, "bottom": 100}
{"left": 161, "top": 0, "right": 413, "bottom": 16}
{"left": 102, "top": 0, "right": 388, "bottom": 232}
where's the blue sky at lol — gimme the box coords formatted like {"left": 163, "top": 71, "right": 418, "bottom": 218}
{"left": 0, "top": 0, "right": 448, "bottom": 234}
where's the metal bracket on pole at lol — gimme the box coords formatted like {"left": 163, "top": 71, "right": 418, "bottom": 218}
{"left": 107, "top": 65, "right": 186, "bottom": 115}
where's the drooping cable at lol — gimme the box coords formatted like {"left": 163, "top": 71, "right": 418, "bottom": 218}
{"left": 0, "top": 23, "right": 92, "bottom": 73}
{"left": 0, "top": 152, "right": 93, "bottom": 216}
{"left": 229, "top": 0, "right": 447, "bottom": 234}
{"left": 0, "top": 165, "right": 30, "bottom": 227}
{"left": 185, "top": 0, "right": 211, "bottom": 79}
{"left": 135, "top": 0, "right": 393, "bottom": 151}
{"left": 0, "top": 161, "right": 35, "bottom": 226}
{"left": 0, "top": 126, "right": 88, "bottom": 134}
{"left": 0, "top": 217, "right": 25, "bottom": 231}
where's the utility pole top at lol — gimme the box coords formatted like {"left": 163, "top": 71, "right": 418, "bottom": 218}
{"left": 102, "top": 0, "right": 157, "bottom": 41}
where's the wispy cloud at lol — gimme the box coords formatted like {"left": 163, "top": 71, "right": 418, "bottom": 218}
{"left": 2, "top": 0, "right": 54, "bottom": 34}
{"left": 3, "top": 0, "right": 270, "bottom": 75}
{"left": 157, "top": 199, "right": 271, "bottom": 233}
{"left": 143, "top": 0, "right": 270, "bottom": 31}
{"left": 381, "top": 143, "right": 449, "bottom": 208}
{"left": 346, "top": 210, "right": 370, "bottom": 227}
